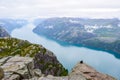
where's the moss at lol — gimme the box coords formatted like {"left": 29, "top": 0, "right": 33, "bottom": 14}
{"left": 60, "top": 69, "right": 68, "bottom": 76}
{"left": 42, "top": 48, "right": 46, "bottom": 54}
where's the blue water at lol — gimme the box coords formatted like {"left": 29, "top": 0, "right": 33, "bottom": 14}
{"left": 11, "top": 23, "right": 120, "bottom": 79}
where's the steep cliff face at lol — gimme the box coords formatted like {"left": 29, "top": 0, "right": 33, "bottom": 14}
{"left": 0, "top": 26, "right": 10, "bottom": 37}
{"left": 0, "top": 37, "right": 68, "bottom": 78}
{"left": 34, "top": 50, "right": 68, "bottom": 76}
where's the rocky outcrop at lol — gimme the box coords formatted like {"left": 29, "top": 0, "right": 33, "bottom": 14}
{"left": 37, "top": 62, "right": 116, "bottom": 80}
{"left": 38, "top": 75, "right": 68, "bottom": 80}
{"left": 0, "top": 56, "right": 67, "bottom": 80}
{"left": 0, "top": 37, "right": 68, "bottom": 78}
{"left": 0, "top": 56, "right": 45, "bottom": 80}
{"left": 1, "top": 56, "right": 34, "bottom": 80}
{"left": 0, "top": 56, "right": 116, "bottom": 80}
{"left": 0, "top": 37, "right": 116, "bottom": 80}
{"left": 37, "top": 74, "right": 86, "bottom": 80}
{"left": 70, "top": 62, "right": 116, "bottom": 80}
{"left": 0, "top": 54, "right": 68, "bottom": 79}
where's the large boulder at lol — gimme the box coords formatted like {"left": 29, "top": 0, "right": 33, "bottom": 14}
{"left": 1, "top": 56, "right": 34, "bottom": 80}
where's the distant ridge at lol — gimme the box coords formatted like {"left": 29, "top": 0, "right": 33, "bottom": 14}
{"left": 33, "top": 17, "right": 120, "bottom": 57}
{"left": 0, "top": 26, "right": 10, "bottom": 37}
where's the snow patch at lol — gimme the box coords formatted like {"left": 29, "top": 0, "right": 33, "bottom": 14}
{"left": 84, "top": 24, "right": 113, "bottom": 33}
{"left": 44, "top": 25, "right": 54, "bottom": 29}
{"left": 69, "top": 19, "right": 80, "bottom": 23}
{"left": 118, "top": 24, "right": 120, "bottom": 27}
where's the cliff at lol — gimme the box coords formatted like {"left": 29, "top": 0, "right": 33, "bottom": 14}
{"left": 0, "top": 37, "right": 68, "bottom": 79}
{"left": 0, "top": 37, "right": 116, "bottom": 80}
{"left": 0, "top": 56, "right": 116, "bottom": 80}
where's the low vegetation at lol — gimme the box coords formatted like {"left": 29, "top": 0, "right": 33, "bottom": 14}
{"left": 0, "top": 37, "right": 42, "bottom": 57}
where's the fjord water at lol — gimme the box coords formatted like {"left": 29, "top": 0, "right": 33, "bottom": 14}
{"left": 11, "top": 23, "right": 120, "bottom": 79}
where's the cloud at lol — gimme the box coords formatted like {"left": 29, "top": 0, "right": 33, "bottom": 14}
{"left": 0, "top": 0, "right": 120, "bottom": 18}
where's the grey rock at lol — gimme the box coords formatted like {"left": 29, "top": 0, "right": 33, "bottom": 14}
{"left": 1, "top": 56, "right": 33, "bottom": 80}
{"left": 32, "top": 69, "right": 42, "bottom": 77}
{"left": 0, "top": 56, "right": 11, "bottom": 66}
{"left": 26, "top": 77, "right": 39, "bottom": 80}
{"left": 0, "top": 56, "right": 117, "bottom": 80}
{"left": 1, "top": 56, "right": 33, "bottom": 72}
{"left": 68, "top": 75, "right": 86, "bottom": 80}
{"left": 38, "top": 75, "right": 68, "bottom": 80}
{"left": 7, "top": 74, "right": 20, "bottom": 80}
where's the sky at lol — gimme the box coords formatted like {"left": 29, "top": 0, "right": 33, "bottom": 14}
{"left": 0, "top": 0, "right": 120, "bottom": 19}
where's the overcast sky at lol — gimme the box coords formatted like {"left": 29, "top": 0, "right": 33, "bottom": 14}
{"left": 0, "top": 0, "right": 120, "bottom": 19}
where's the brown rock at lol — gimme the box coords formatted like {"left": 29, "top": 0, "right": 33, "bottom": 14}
{"left": 0, "top": 67, "right": 4, "bottom": 80}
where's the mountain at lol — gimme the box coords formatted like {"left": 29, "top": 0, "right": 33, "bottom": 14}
{"left": 0, "top": 26, "right": 10, "bottom": 37}
{"left": 0, "top": 18, "right": 28, "bottom": 33}
{"left": 33, "top": 18, "right": 120, "bottom": 57}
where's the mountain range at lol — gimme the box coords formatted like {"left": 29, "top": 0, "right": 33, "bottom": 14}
{"left": 0, "top": 18, "right": 28, "bottom": 33}
{"left": 33, "top": 18, "right": 120, "bottom": 58}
